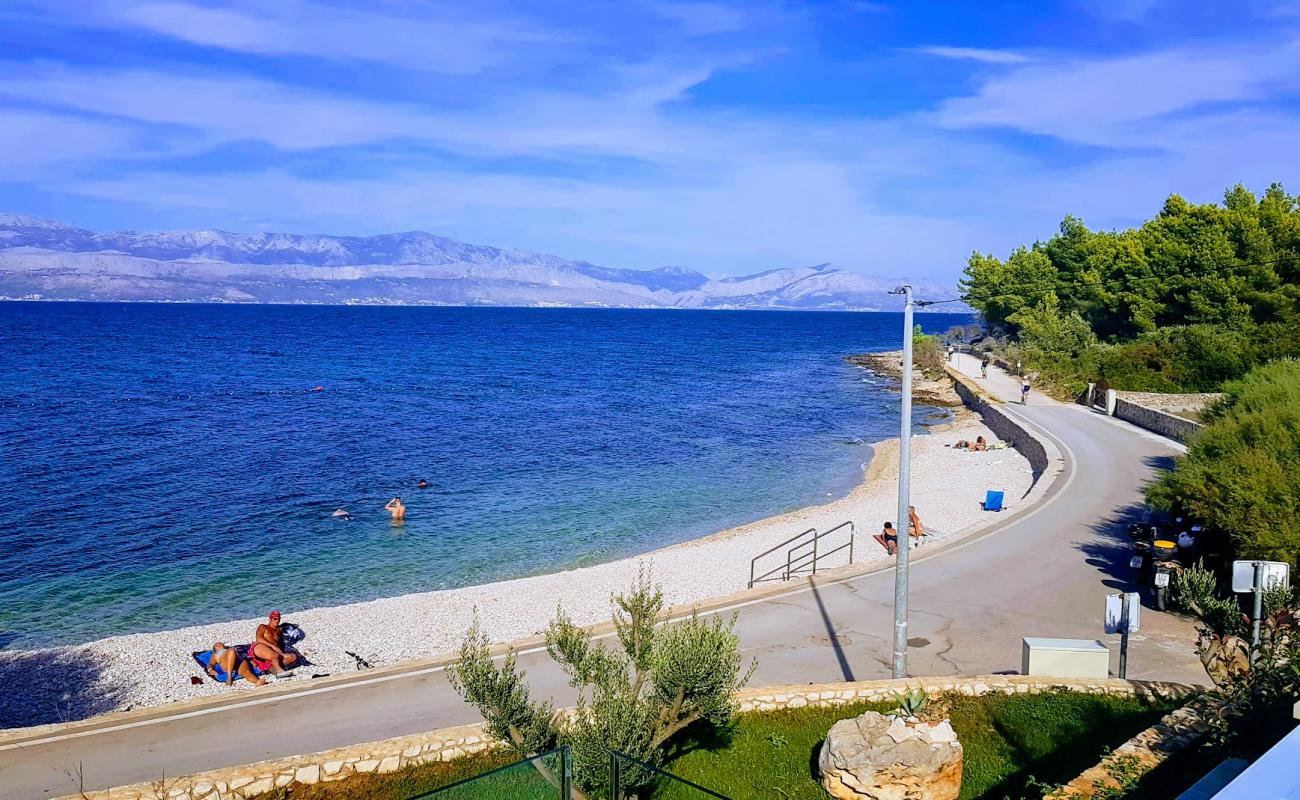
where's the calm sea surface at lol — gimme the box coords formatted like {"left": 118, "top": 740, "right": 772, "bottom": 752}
{"left": 0, "top": 303, "right": 970, "bottom": 648}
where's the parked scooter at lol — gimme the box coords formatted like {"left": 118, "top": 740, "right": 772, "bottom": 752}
{"left": 1128, "top": 517, "right": 1197, "bottom": 611}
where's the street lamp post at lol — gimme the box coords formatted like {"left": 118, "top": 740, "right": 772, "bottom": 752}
{"left": 890, "top": 285, "right": 914, "bottom": 678}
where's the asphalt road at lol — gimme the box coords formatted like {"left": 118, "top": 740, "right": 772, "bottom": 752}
{"left": 1, "top": 354, "right": 1206, "bottom": 798}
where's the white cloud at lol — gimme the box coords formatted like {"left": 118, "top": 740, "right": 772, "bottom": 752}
{"left": 651, "top": 2, "right": 752, "bottom": 34}
{"left": 0, "top": 110, "right": 141, "bottom": 175}
{"left": 935, "top": 37, "right": 1300, "bottom": 146}
{"left": 104, "top": 0, "right": 567, "bottom": 74}
{"left": 0, "top": 64, "right": 727, "bottom": 160}
{"left": 916, "top": 46, "right": 1031, "bottom": 64}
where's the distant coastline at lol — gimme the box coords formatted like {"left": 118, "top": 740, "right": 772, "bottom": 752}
{"left": 0, "top": 297, "right": 963, "bottom": 312}
{"left": 0, "top": 214, "right": 968, "bottom": 311}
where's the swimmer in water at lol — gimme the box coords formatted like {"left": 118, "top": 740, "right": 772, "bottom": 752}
{"left": 332, "top": 508, "right": 351, "bottom": 520}
{"left": 385, "top": 497, "right": 406, "bottom": 521}
{"left": 417, "top": 479, "right": 429, "bottom": 489}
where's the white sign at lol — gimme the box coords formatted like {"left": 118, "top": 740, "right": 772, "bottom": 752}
{"left": 1232, "top": 561, "right": 1290, "bottom": 593}
{"left": 1105, "top": 592, "right": 1141, "bottom": 634}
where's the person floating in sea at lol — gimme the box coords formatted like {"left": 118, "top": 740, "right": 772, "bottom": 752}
{"left": 385, "top": 497, "right": 406, "bottom": 520}
{"left": 249, "top": 611, "right": 299, "bottom": 674}
{"left": 908, "top": 505, "right": 925, "bottom": 545}
{"left": 417, "top": 479, "right": 429, "bottom": 489}
{"left": 332, "top": 508, "right": 351, "bottom": 520}
{"left": 207, "top": 641, "right": 265, "bottom": 686}
{"left": 873, "top": 522, "right": 898, "bottom": 555}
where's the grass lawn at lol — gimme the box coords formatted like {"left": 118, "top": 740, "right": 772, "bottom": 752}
{"left": 654, "top": 690, "right": 1175, "bottom": 800}
{"left": 254, "top": 690, "right": 1176, "bottom": 800}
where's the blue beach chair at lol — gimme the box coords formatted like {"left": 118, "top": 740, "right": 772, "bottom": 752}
{"left": 982, "top": 490, "right": 1004, "bottom": 512}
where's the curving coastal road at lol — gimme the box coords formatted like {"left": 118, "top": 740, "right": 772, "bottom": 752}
{"left": 1, "top": 354, "right": 1206, "bottom": 798}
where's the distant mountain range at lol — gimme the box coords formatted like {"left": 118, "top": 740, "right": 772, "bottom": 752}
{"left": 0, "top": 214, "right": 965, "bottom": 312}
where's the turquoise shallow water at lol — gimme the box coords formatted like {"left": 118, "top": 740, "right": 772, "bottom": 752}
{"left": 0, "top": 303, "right": 969, "bottom": 648}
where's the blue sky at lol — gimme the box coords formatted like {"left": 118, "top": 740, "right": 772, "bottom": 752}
{"left": 1, "top": 1, "right": 1298, "bottom": 281}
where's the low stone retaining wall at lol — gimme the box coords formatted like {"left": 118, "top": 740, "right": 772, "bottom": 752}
{"left": 1047, "top": 697, "right": 1221, "bottom": 798}
{"left": 1116, "top": 391, "right": 1223, "bottom": 416}
{"left": 945, "top": 366, "right": 1051, "bottom": 488}
{"left": 1113, "top": 397, "right": 1203, "bottom": 444}
{"left": 68, "top": 677, "right": 1201, "bottom": 800}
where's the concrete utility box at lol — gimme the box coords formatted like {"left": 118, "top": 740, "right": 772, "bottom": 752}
{"left": 1021, "top": 638, "right": 1110, "bottom": 678}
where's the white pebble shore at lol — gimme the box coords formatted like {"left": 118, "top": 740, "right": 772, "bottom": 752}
{"left": 1, "top": 417, "right": 1031, "bottom": 729}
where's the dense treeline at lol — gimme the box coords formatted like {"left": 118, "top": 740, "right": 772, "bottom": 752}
{"left": 961, "top": 183, "right": 1300, "bottom": 392}
{"left": 1147, "top": 361, "right": 1300, "bottom": 568}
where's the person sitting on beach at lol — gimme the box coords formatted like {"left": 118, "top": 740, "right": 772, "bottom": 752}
{"left": 207, "top": 641, "right": 265, "bottom": 687}
{"left": 908, "top": 505, "right": 925, "bottom": 543}
{"left": 250, "top": 611, "right": 299, "bottom": 674}
{"left": 972, "top": 436, "right": 988, "bottom": 452}
{"left": 873, "top": 522, "right": 898, "bottom": 555}
{"left": 385, "top": 497, "right": 406, "bottom": 520}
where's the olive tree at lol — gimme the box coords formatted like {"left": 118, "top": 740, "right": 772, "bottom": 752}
{"left": 448, "top": 570, "right": 756, "bottom": 797}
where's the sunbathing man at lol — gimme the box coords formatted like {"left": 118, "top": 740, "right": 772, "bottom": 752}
{"left": 207, "top": 641, "right": 265, "bottom": 686}
{"left": 250, "top": 610, "right": 299, "bottom": 674}
{"left": 908, "top": 505, "right": 925, "bottom": 543}
{"left": 873, "top": 522, "right": 898, "bottom": 555}
{"left": 385, "top": 496, "right": 406, "bottom": 520}
{"left": 973, "top": 435, "right": 988, "bottom": 452}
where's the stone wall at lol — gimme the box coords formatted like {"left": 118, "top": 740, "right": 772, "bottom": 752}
{"left": 1047, "top": 697, "right": 1221, "bottom": 798}
{"left": 945, "top": 366, "right": 1050, "bottom": 488}
{"left": 1115, "top": 391, "right": 1223, "bottom": 416}
{"left": 68, "top": 677, "right": 1201, "bottom": 800}
{"left": 69, "top": 723, "right": 494, "bottom": 800}
{"left": 1112, "top": 397, "right": 1203, "bottom": 445}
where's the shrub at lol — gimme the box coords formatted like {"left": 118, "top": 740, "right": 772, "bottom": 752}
{"left": 1147, "top": 360, "right": 1300, "bottom": 568}
{"left": 1171, "top": 561, "right": 1218, "bottom": 617}
{"left": 448, "top": 570, "right": 756, "bottom": 798}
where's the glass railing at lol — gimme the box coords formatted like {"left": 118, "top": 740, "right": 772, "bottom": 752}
{"left": 412, "top": 747, "right": 572, "bottom": 799}
{"left": 408, "top": 746, "right": 732, "bottom": 800}
{"left": 608, "top": 750, "right": 732, "bottom": 799}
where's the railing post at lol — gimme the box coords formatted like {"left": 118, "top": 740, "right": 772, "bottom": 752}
{"left": 609, "top": 752, "right": 620, "bottom": 800}
{"left": 812, "top": 528, "right": 820, "bottom": 576}
{"left": 562, "top": 746, "right": 572, "bottom": 800}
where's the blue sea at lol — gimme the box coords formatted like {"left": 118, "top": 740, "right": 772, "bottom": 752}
{"left": 0, "top": 303, "right": 970, "bottom": 649}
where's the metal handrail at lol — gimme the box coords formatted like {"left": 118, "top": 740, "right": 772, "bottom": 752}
{"left": 749, "top": 527, "right": 817, "bottom": 587}
{"left": 748, "top": 521, "right": 855, "bottom": 587}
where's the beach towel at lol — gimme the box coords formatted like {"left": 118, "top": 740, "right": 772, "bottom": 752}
{"left": 193, "top": 646, "right": 261, "bottom": 684}
{"left": 983, "top": 490, "right": 1004, "bottom": 512}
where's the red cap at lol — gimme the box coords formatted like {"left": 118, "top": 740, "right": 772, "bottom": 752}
{"left": 269, "top": 610, "right": 281, "bottom": 618}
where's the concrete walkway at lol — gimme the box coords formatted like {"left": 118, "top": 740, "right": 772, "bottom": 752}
{"left": 2, "top": 356, "right": 1206, "bottom": 798}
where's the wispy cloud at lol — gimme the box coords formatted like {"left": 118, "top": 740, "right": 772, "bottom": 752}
{"left": 650, "top": 2, "right": 752, "bottom": 34}
{"left": 103, "top": 0, "right": 569, "bottom": 74}
{"left": 916, "top": 46, "right": 1031, "bottom": 64}
{"left": 935, "top": 36, "right": 1300, "bottom": 145}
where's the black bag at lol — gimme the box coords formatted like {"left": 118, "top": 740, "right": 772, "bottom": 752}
{"left": 280, "top": 622, "right": 306, "bottom": 646}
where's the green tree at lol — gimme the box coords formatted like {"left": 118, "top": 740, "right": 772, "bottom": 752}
{"left": 1007, "top": 292, "right": 1096, "bottom": 357}
{"left": 1147, "top": 360, "right": 1300, "bottom": 567}
{"left": 448, "top": 571, "right": 756, "bottom": 798}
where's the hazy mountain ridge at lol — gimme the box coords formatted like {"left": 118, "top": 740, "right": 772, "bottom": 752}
{"left": 0, "top": 214, "right": 963, "bottom": 311}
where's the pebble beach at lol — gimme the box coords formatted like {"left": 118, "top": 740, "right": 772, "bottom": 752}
{"left": 0, "top": 410, "right": 1033, "bottom": 730}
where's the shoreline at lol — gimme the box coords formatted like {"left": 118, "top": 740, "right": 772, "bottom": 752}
{"left": 0, "top": 408, "right": 1033, "bottom": 730}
